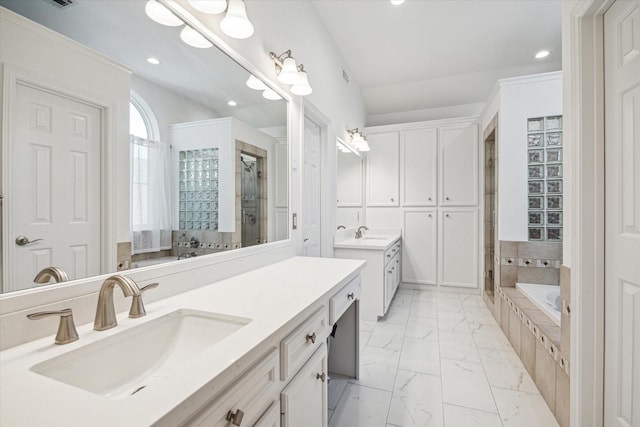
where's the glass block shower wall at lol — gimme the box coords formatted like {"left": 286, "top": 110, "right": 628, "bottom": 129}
{"left": 178, "top": 148, "right": 220, "bottom": 231}
{"left": 527, "top": 116, "right": 563, "bottom": 241}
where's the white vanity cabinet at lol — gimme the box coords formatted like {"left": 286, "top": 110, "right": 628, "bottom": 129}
{"left": 402, "top": 210, "right": 437, "bottom": 285}
{"left": 440, "top": 123, "right": 479, "bottom": 206}
{"left": 440, "top": 209, "right": 478, "bottom": 288}
{"left": 366, "top": 132, "right": 400, "bottom": 206}
{"left": 281, "top": 344, "right": 328, "bottom": 427}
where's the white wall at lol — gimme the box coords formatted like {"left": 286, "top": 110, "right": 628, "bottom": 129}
{"left": 488, "top": 72, "right": 563, "bottom": 242}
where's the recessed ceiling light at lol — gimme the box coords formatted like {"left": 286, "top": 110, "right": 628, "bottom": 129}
{"left": 146, "top": 57, "right": 160, "bottom": 65}
{"left": 535, "top": 50, "right": 550, "bottom": 59}
{"left": 390, "top": 0, "right": 405, "bottom": 5}
{"left": 227, "top": 100, "right": 237, "bottom": 107}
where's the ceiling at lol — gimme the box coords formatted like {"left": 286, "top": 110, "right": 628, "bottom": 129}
{"left": 311, "top": 0, "right": 562, "bottom": 122}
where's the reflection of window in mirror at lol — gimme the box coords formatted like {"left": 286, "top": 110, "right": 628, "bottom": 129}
{"left": 129, "top": 97, "right": 172, "bottom": 256}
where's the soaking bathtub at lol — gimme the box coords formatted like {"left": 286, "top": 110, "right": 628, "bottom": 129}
{"left": 516, "top": 283, "right": 561, "bottom": 326}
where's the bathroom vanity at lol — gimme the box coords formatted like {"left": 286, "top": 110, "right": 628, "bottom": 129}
{"left": 334, "top": 230, "right": 401, "bottom": 321}
{"left": 0, "top": 257, "right": 364, "bottom": 426}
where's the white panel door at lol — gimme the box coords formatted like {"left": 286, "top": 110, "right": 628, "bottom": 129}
{"left": 402, "top": 210, "right": 437, "bottom": 285}
{"left": 402, "top": 128, "right": 437, "bottom": 206}
{"left": 280, "top": 344, "right": 327, "bottom": 427}
{"left": 302, "top": 116, "right": 321, "bottom": 257}
{"left": 604, "top": 2, "right": 640, "bottom": 426}
{"left": 440, "top": 123, "right": 478, "bottom": 206}
{"left": 7, "top": 83, "right": 101, "bottom": 290}
{"left": 366, "top": 132, "right": 399, "bottom": 206}
{"left": 440, "top": 209, "right": 478, "bottom": 288}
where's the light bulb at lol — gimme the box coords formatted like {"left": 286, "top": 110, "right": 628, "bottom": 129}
{"left": 390, "top": 0, "right": 405, "bottom": 5}
{"left": 278, "top": 57, "right": 299, "bottom": 85}
{"left": 358, "top": 141, "right": 371, "bottom": 152}
{"left": 188, "top": 0, "right": 227, "bottom": 14}
{"left": 246, "top": 74, "right": 267, "bottom": 90}
{"left": 180, "top": 26, "right": 213, "bottom": 48}
{"left": 220, "top": 0, "right": 254, "bottom": 39}
{"left": 535, "top": 50, "right": 550, "bottom": 59}
{"left": 145, "top": 0, "right": 183, "bottom": 26}
{"left": 291, "top": 70, "right": 313, "bottom": 96}
{"left": 263, "top": 88, "right": 282, "bottom": 100}
{"left": 146, "top": 57, "right": 160, "bottom": 65}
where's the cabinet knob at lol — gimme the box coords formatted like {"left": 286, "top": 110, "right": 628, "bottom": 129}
{"left": 306, "top": 332, "right": 317, "bottom": 344}
{"left": 347, "top": 292, "right": 355, "bottom": 300}
{"left": 388, "top": 270, "right": 393, "bottom": 274}
{"left": 316, "top": 372, "right": 326, "bottom": 382}
{"left": 446, "top": 214, "right": 450, "bottom": 218}
{"left": 226, "top": 409, "right": 245, "bottom": 426}
{"left": 303, "top": 238, "right": 309, "bottom": 242}
{"left": 428, "top": 197, "right": 432, "bottom": 201}
{"left": 428, "top": 214, "right": 433, "bottom": 218}
{"left": 390, "top": 198, "right": 394, "bottom": 202}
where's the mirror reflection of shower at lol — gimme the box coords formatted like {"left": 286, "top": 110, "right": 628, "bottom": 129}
{"left": 241, "top": 153, "right": 261, "bottom": 247}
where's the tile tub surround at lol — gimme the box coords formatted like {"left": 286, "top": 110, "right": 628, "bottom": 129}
{"left": 329, "top": 289, "right": 558, "bottom": 427}
{"left": 493, "top": 286, "right": 570, "bottom": 427}
{"left": 498, "top": 241, "right": 562, "bottom": 287}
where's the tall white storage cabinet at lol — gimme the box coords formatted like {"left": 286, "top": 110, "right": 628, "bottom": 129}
{"left": 365, "top": 117, "right": 480, "bottom": 290}
{"left": 366, "top": 132, "right": 400, "bottom": 207}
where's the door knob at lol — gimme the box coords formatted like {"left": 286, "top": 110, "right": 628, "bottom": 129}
{"left": 304, "top": 238, "right": 309, "bottom": 242}
{"left": 15, "top": 236, "right": 43, "bottom": 246}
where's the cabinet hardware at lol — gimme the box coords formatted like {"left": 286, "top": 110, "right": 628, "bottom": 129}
{"left": 387, "top": 254, "right": 391, "bottom": 258}
{"left": 303, "top": 238, "right": 309, "bottom": 242}
{"left": 316, "top": 372, "right": 326, "bottom": 382}
{"left": 15, "top": 235, "right": 43, "bottom": 246}
{"left": 446, "top": 197, "right": 450, "bottom": 200}
{"left": 446, "top": 214, "right": 450, "bottom": 218}
{"left": 347, "top": 292, "right": 355, "bottom": 300}
{"left": 305, "top": 332, "right": 317, "bottom": 344}
{"left": 388, "top": 270, "right": 393, "bottom": 274}
{"left": 390, "top": 198, "right": 394, "bottom": 202}
{"left": 226, "top": 409, "right": 245, "bottom": 426}
{"left": 428, "top": 197, "right": 432, "bottom": 201}
{"left": 428, "top": 214, "right": 432, "bottom": 218}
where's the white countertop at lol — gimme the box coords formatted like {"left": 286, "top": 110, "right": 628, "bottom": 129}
{"left": 334, "top": 230, "right": 401, "bottom": 251}
{"left": 0, "top": 256, "right": 365, "bottom": 427}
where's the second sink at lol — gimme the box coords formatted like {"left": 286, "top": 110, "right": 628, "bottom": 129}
{"left": 31, "top": 309, "right": 251, "bottom": 399}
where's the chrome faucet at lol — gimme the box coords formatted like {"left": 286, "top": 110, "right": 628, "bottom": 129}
{"left": 33, "top": 266, "right": 69, "bottom": 284}
{"left": 354, "top": 225, "right": 369, "bottom": 239}
{"left": 94, "top": 275, "right": 140, "bottom": 331}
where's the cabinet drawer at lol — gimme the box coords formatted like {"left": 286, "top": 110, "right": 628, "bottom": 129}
{"left": 384, "top": 240, "right": 400, "bottom": 264}
{"left": 186, "top": 350, "right": 279, "bottom": 427}
{"left": 329, "top": 276, "right": 361, "bottom": 324}
{"left": 280, "top": 307, "right": 328, "bottom": 381}
{"left": 254, "top": 401, "right": 280, "bottom": 427}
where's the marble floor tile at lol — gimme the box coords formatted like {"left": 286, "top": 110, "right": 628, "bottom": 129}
{"left": 469, "top": 322, "right": 513, "bottom": 351}
{"left": 360, "top": 320, "right": 378, "bottom": 333}
{"left": 330, "top": 383, "right": 392, "bottom": 427}
{"left": 367, "top": 321, "right": 406, "bottom": 351}
{"left": 390, "top": 291, "right": 414, "bottom": 308}
{"left": 460, "top": 295, "right": 487, "bottom": 308}
{"left": 437, "top": 311, "right": 470, "bottom": 334}
{"left": 437, "top": 297, "right": 466, "bottom": 313}
{"left": 439, "top": 330, "right": 481, "bottom": 363}
{"left": 387, "top": 370, "right": 445, "bottom": 427}
{"left": 404, "top": 316, "right": 439, "bottom": 341}
{"left": 478, "top": 349, "right": 538, "bottom": 393}
{"left": 360, "top": 330, "right": 372, "bottom": 355}
{"left": 399, "top": 336, "right": 441, "bottom": 376}
{"left": 328, "top": 374, "right": 350, "bottom": 410}
{"left": 492, "top": 387, "right": 559, "bottom": 427}
{"left": 463, "top": 307, "right": 498, "bottom": 325}
{"left": 443, "top": 404, "right": 503, "bottom": 427}
{"left": 328, "top": 408, "right": 334, "bottom": 423}
{"left": 382, "top": 306, "right": 411, "bottom": 325}
{"left": 353, "top": 346, "right": 401, "bottom": 391}
{"left": 410, "top": 298, "right": 439, "bottom": 318}
{"left": 441, "top": 359, "right": 498, "bottom": 413}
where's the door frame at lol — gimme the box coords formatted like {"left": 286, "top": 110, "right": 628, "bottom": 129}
{"left": 1, "top": 64, "right": 117, "bottom": 286}
{"left": 564, "top": 1, "right": 614, "bottom": 425}
{"left": 302, "top": 101, "right": 332, "bottom": 258}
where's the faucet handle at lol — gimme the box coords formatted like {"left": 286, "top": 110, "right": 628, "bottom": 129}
{"left": 129, "top": 283, "right": 159, "bottom": 318}
{"left": 27, "top": 308, "right": 79, "bottom": 345}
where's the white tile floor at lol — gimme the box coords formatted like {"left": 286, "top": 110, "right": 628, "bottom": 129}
{"left": 328, "top": 288, "right": 559, "bottom": 427}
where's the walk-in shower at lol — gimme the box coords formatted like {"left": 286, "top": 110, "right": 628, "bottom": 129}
{"left": 241, "top": 153, "right": 261, "bottom": 247}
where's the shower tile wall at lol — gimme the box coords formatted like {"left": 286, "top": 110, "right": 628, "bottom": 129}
{"left": 235, "top": 141, "right": 268, "bottom": 247}
{"left": 498, "top": 241, "right": 562, "bottom": 287}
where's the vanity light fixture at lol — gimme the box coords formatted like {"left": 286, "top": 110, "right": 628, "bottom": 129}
{"left": 180, "top": 25, "right": 213, "bottom": 48}
{"left": 145, "top": 0, "right": 183, "bottom": 26}
{"left": 535, "top": 49, "right": 550, "bottom": 59}
{"left": 220, "top": 0, "right": 254, "bottom": 39}
{"left": 347, "top": 128, "right": 370, "bottom": 152}
{"left": 146, "top": 57, "right": 160, "bottom": 65}
{"left": 187, "top": 0, "right": 227, "bottom": 14}
{"left": 263, "top": 88, "right": 283, "bottom": 101}
{"left": 246, "top": 74, "right": 267, "bottom": 90}
{"left": 269, "top": 50, "right": 314, "bottom": 96}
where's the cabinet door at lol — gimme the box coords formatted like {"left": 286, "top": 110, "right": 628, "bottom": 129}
{"left": 366, "top": 132, "right": 399, "bottom": 206}
{"left": 281, "top": 344, "right": 328, "bottom": 427}
{"left": 337, "top": 151, "right": 363, "bottom": 207}
{"left": 402, "top": 210, "right": 437, "bottom": 285}
{"left": 384, "top": 260, "right": 395, "bottom": 314}
{"left": 440, "top": 123, "right": 478, "bottom": 206}
{"left": 440, "top": 209, "right": 478, "bottom": 288}
{"left": 402, "top": 128, "right": 437, "bottom": 206}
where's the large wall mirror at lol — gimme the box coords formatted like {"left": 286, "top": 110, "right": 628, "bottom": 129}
{"left": 0, "top": 0, "right": 289, "bottom": 294}
{"left": 335, "top": 138, "right": 363, "bottom": 228}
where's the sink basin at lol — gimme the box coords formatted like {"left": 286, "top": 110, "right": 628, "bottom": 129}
{"left": 359, "top": 236, "right": 388, "bottom": 240}
{"left": 30, "top": 309, "right": 251, "bottom": 399}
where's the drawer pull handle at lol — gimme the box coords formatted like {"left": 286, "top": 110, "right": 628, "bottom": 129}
{"left": 226, "top": 409, "right": 245, "bottom": 426}
{"left": 388, "top": 270, "right": 393, "bottom": 274}
{"left": 306, "top": 332, "right": 317, "bottom": 344}
{"left": 387, "top": 254, "right": 391, "bottom": 258}
{"left": 316, "top": 372, "right": 326, "bottom": 382}
{"left": 347, "top": 292, "right": 355, "bottom": 300}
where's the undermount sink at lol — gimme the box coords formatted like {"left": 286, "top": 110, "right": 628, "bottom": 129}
{"left": 30, "top": 309, "right": 251, "bottom": 399}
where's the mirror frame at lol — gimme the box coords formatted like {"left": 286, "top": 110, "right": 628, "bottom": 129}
{"left": 0, "top": 0, "right": 294, "bottom": 312}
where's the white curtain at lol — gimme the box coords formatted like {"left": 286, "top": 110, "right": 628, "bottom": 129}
{"left": 130, "top": 135, "right": 172, "bottom": 254}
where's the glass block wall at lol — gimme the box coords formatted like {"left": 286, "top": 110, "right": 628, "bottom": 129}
{"left": 527, "top": 116, "right": 563, "bottom": 241}
{"left": 178, "top": 148, "right": 219, "bottom": 231}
